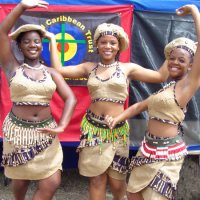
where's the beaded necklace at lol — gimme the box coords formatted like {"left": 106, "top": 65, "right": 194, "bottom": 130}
{"left": 23, "top": 63, "right": 44, "bottom": 70}
{"left": 98, "top": 61, "right": 118, "bottom": 68}
{"left": 21, "top": 63, "right": 46, "bottom": 83}
{"left": 95, "top": 62, "right": 119, "bottom": 82}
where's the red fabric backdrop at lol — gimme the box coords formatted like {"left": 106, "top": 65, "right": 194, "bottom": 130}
{"left": 0, "top": 4, "right": 133, "bottom": 141}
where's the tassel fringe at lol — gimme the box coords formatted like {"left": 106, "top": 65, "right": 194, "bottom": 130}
{"left": 77, "top": 115, "right": 129, "bottom": 153}
{"left": 2, "top": 113, "right": 57, "bottom": 167}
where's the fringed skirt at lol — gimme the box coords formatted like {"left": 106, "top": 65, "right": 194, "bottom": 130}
{"left": 77, "top": 110, "right": 130, "bottom": 179}
{"left": 127, "top": 132, "right": 187, "bottom": 200}
{"left": 2, "top": 112, "right": 63, "bottom": 180}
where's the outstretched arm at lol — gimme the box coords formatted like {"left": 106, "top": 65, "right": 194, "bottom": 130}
{"left": 48, "top": 33, "right": 92, "bottom": 79}
{"left": 176, "top": 5, "right": 200, "bottom": 101}
{"left": 0, "top": 0, "right": 48, "bottom": 75}
{"left": 105, "top": 98, "right": 148, "bottom": 129}
{"left": 127, "top": 60, "right": 169, "bottom": 83}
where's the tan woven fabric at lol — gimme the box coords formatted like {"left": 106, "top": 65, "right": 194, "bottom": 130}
{"left": 9, "top": 24, "right": 46, "bottom": 40}
{"left": 78, "top": 138, "right": 129, "bottom": 180}
{"left": 4, "top": 136, "right": 63, "bottom": 180}
{"left": 164, "top": 37, "right": 196, "bottom": 59}
{"left": 93, "top": 23, "right": 129, "bottom": 52}
{"left": 127, "top": 151, "right": 184, "bottom": 199}
{"left": 2, "top": 113, "right": 63, "bottom": 180}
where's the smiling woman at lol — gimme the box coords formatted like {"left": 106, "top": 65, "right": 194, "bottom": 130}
{"left": 104, "top": 4, "right": 200, "bottom": 200}
{"left": 0, "top": 0, "right": 77, "bottom": 200}
{"left": 50, "top": 20, "right": 169, "bottom": 200}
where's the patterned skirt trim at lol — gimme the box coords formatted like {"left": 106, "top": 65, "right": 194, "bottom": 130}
{"left": 149, "top": 170, "right": 176, "bottom": 200}
{"left": 77, "top": 111, "right": 129, "bottom": 153}
{"left": 128, "top": 156, "right": 157, "bottom": 172}
{"left": 2, "top": 112, "right": 57, "bottom": 167}
{"left": 128, "top": 153, "right": 183, "bottom": 199}
{"left": 111, "top": 154, "right": 130, "bottom": 174}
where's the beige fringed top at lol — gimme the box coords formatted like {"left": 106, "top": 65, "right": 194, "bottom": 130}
{"left": 148, "top": 82, "right": 185, "bottom": 125}
{"left": 9, "top": 64, "right": 56, "bottom": 106}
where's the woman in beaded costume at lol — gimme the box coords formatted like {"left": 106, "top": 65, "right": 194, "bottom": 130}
{"left": 0, "top": 0, "right": 77, "bottom": 199}
{"left": 50, "top": 18, "right": 169, "bottom": 199}
{"left": 105, "top": 4, "right": 200, "bottom": 200}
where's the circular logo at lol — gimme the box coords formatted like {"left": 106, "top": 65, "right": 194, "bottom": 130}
{"left": 42, "top": 23, "right": 87, "bottom": 66}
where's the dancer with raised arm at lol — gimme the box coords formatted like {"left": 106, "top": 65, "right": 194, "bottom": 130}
{"left": 0, "top": 0, "right": 76, "bottom": 199}
{"left": 50, "top": 20, "right": 169, "bottom": 199}
{"left": 105, "top": 4, "right": 200, "bottom": 200}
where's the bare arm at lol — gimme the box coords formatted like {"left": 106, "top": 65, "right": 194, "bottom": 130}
{"left": 127, "top": 60, "right": 169, "bottom": 83}
{"left": 105, "top": 98, "right": 148, "bottom": 129}
{"left": 52, "top": 70, "right": 77, "bottom": 131}
{"left": 176, "top": 5, "right": 200, "bottom": 104}
{"left": 38, "top": 68, "right": 77, "bottom": 135}
{"left": 48, "top": 32, "right": 93, "bottom": 78}
{"left": 0, "top": 0, "right": 48, "bottom": 75}
{"left": 180, "top": 5, "right": 200, "bottom": 90}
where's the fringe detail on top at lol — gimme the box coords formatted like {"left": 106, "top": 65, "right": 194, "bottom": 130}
{"left": 110, "top": 154, "right": 130, "bottom": 174}
{"left": 77, "top": 115, "right": 129, "bottom": 154}
{"left": 149, "top": 170, "right": 176, "bottom": 200}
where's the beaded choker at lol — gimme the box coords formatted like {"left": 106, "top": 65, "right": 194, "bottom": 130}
{"left": 22, "top": 63, "right": 44, "bottom": 70}
{"left": 98, "top": 61, "right": 118, "bottom": 68}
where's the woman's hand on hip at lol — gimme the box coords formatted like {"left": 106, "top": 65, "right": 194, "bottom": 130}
{"left": 37, "top": 126, "right": 65, "bottom": 135}
{"left": 105, "top": 115, "right": 117, "bottom": 129}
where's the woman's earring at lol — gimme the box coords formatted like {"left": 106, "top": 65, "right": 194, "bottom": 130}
{"left": 96, "top": 47, "right": 99, "bottom": 54}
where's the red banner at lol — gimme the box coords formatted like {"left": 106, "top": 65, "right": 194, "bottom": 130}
{"left": 0, "top": 4, "right": 133, "bottom": 141}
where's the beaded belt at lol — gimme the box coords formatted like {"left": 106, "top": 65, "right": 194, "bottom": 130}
{"left": 77, "top": 110, "right": 129, "bottom": 153}
{"left": 86, "top": 109, "right": 125, "bottom": 129}
{"left": 7, "top": 111, "right": 54, "bottom": 128}
{"left": 145, "top": 132, "right": 183, "bottom": 147}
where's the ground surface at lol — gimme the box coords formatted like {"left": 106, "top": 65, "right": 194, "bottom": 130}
{"left": 0, "top": 155, "right": 200, "bottom": 200}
